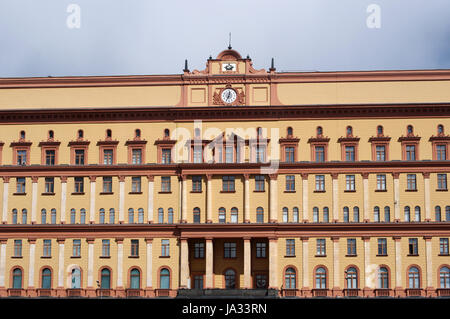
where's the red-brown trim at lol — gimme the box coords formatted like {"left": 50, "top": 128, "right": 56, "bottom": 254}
{"left": 405, "top": 264, "right": 423, "bottom": 289}
{"left": 312, "top": 265, "right": 329, "bottom": 289}
{"left": 157, "top": 265, "right": 172, "bottom": 289}
{"left": 344, "top": 264, "right": 361, "bottom": 289}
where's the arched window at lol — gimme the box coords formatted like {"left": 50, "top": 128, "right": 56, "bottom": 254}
{"left": 230, "top": 207, "right": 238, "bottom": 223}
{"left": 128, "top": 208, "right": 134, "bottom": 224}
{"left": 138, "top": 208, "right": 144, "bottom": 224}
{"left": 168, "top": 208, "right": 174, "bottom": 224}
{"left": 378, "top": 267, "right": 389, "bottom": 289}
{"left": 353, "top": 207, "right": 360, "bottom": 223}
{"left": 164, "top": 129, "right": 170, "bottom": 138}
{"left": 446, "top": 206, "right": 450, "bottom": 222}
{"left": 12, "top": 209, "right": 18, "bottom": 224}
{"left": 12, "top": 268, "right": 22, "bottom": 289}
{"left": 374, "top": 206, "right": 380, "bottom": 222}
{"left": 384, "top": 206, "right": 390, "bottom": 223}
{"left": 377, "top": 125, "right": 384, "bottom": 136}
{"left": 284, "top": 267, "right": 296, "bottom": 289}
{"left": 346, "top": 267, "right": 358, "bottom": 289}
{"left": 316, "top": 126, "right": 323, "bottom": 137}
{"left": 77, "top": 129, "right": 84, "bottom": 139}
{"left": 193, "top": 207, "right": 201, "bottom": 223}
{"left": 346, "top": 126, "right": 353, "bottom": 137}
{"left": 404, "top": 206, "right": 411, "bottom": 222}
{"left": 100, "top": 268, "right": 111, "bottom": 289}
{"left": 218, "top": 207, "right": 226, "bottom": 223}
{"left": 408, "top": 266, "right": 420, "bottom": 289}
{"left": 71, "top": 268, "right": 81, "bottom": 289}
{"left": 343, "top": 207, "right": 349, "bottom": 223}
{"left": 70, "top": 208, "right": 76, "bottom": 224}
{"left": 256, "top": 207, "right": 264, "bottom": 223}
{"left": 282, "top": 207, "right": 289, "bottom": 223}
{"left": 315, "top": 267, "right": 327, "bottom": 289}
{"left": 41, "top": 268, "right": 52, "bottom": 289}
{"left": 158, "top": 208, "right": 164, "bottom": 223}
{"left": 435, "top": 206, "right": 442, "bottom": 222}
{"left": 407, "top": 125, "right": 414, "bottom": 135}
{"left": 99, "top": 208, "right": 105, "bottom": 224}
{"left": 21, "top": 209, "right": 27, "bottom": 224}
{"left": 41, "top": 209, "right": 47, "bottom": 224}
{"left": 135, "top": 129, "right": 141, "bottom": 138}
{"left": 106, "top": 129, "right": 112, "bottom": 139}
{"left": 293, "top": 207, "right": 299, "bottom": 223}
{"left": 313, "top": 207, "right": 319, "bottom": 223}
{"left": 48, "top": 130, "right": 54, "bottom": 139}
{"left": 224, "top": 269, "right": 236, "bottom": 289}
{"left": 414, "top": 206, "right": 421, "bottom": 222}
{"left": 437, "top": 124, "right": 444, "bottom": 135}
{"left": 109, "top": 208, "right": 115, "bottom": 224}
{"left": 80, "top": 208, "right": 86, "bottom": 224}
{"left": 20, "top": 130, "right": 26, "bottom": 139}
{"left": 51, "top": 209, "right": 56, "bottom": 224}
{"left": 323, "top": 207, "right": 329, "bottom": 223}
{"left": 130, "top": 268, "right": 140, "bottom": 289}
{"left": 440, "top": 266, "right": 450, "bottom": 288}
{"left": 160, "top": 268, "right": 170, "bottom": 289}
{"left": 287, "top": 127, "right": 293, "bottom": 137}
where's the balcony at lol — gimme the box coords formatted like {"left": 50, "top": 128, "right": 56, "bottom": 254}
{"left": 37, "top": 289, "right": 52, "bottom": 297}
{"left": 7, "top": 289, "right": 24, "bottom": 297}
{"left": 437, "top": 289, "right": 450, "bottom": 297}
{"left": 374, "top": 289, "right": 392, "bottom": 297}
{"left": 343, "top": 289, "right": 360, "bottom": 297}
{"left": 281, "top": 289, "right": 298, "bottom": 297}
{"left": 66, "top": 288, "right": 82, "bottom": 297}
{"left": 312, "top": 289, "right": 329, "bottom": 297}
{"left": 126, "top": 289, "right": 142, "bottom": 297}
{"left": 405, "top": 288, "right": 423, "bottom": 297}
{"left": 155, "top": 289, "right": 170, "bottom": 297}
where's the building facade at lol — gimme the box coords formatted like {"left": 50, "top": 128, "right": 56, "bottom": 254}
{"left": 0, "top": 49, "right": 449, "bottom": 298}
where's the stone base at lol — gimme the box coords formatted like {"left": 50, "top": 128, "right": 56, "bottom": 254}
{"left": 85, "top": 287, "right": 97, "bottom": 297}
{"left": 144, "top": 288, "right": 155, "bottom": 297}
{"left": 26, "top": 288, "right": 37, "bottom": 297}
{"left": 332, "top": 287, "right": 343, "bottom": 297}
{"left": 0, "top": 287, "right": 7, "bottom": 297}
{"left": 363, "top": 287, "right": 374, "bottom": 297}
{"left": 55, "top": 287, "right": 66, "bottom": 297}
{"left": 115, "top": 287, "right": 126, "bottom": 298}
{"left": 301, "top": 287, "right": 312, "bottom": 298}
{"left": 394, "top": 287, "right": 406, "bottom": 297}
{"left": 426, "top": 287, "right": 437, "bottom": 297}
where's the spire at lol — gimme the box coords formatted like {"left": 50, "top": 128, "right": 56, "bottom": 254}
{"left": 269, "top": 57, "right": 276, "bottom": 72}
{"left": 228, "top": 32, "right": 232, "bottom": 50}
{"left": 183, "top": 59, "right": 189, "bottom": 72}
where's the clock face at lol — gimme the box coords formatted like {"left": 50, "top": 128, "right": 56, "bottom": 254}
{"left": 222, "top": 63, "right": 236, "bottom": 71}
{"left": 221, "top": 88, "right": 237, "bottom": 104}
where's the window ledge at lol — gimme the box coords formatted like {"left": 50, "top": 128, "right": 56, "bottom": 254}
{"left": 284, "top": 190, "right": 296, "bottom": 193}
{"left": 438, "top": 254, "right": 450, "bottom": 256}
{"left": 99, "top": 256, "right": 111, "bottom": 259}
{"left": 128, "top": 256, "right": 140, "bottom": 258}
{"left": 70, "top": 256, "right": 81, "bottom": 259}
{"left": 344, "top": 190, "right": 356, "bottom": 193}
{"left": 128, "top": 192, "right": 143, "bottom": 195}
{"left": 41, "top": 192, "right": 55, "bottom": 196}
{"left": 159, "top": 255, "right": 170, "bottom": 258}
{"left": 313, "top": 190, "right": 326, "bottom": 193}
{"left": 99, "top": 192, "right": 114, "bottom": 195}
{"left": 11, "top": 256, "right": 22, "bottom": 259}
{"left": 253, "top": 190, "right": 265, "bottom": 193}
{"left": 407, "top": 254, "right": 419, "bottom": 257}
{"left": 405, "top": 189, "right": 418, "bottom": 192}
{"left": 345, "top": 254, "right": 357, "bottom": 257}
{"left": 315, "top": 255, "right": 327, "bottom": 257}
{"left": 436, "top": 189, "right": 448, "bottom": 192}
{"left": 13, "top": 193, "right": 27, "bottom": 196}
{"left": 190, "top": 191, "right": 202, "bottom": 194}
{"left": 375, "top": 189, "right": 387, "bottom": 192}
{"left": 220, "top": 191, "right": 236, "bottom": 193}
{"left": 376, "top": 254, "right": 388, "bottom": 257}
{"left": 40, "top": 256, "right": 52, "bottom": 259}
{"left": 71, "top": 192, "right": 85, "bottom": 195}
{"left": 158, "top": 191, "right": 172, "bottom": 194}
{"left": 284, "top": 255, "right": 296, "bottom": 258}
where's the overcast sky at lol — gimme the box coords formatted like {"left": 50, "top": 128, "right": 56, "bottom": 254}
{"left": 1, "top": 0, "right": 449, "bottom": 77}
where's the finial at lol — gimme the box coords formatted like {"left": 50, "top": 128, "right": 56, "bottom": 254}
{"left": 270, "top": 57, "right": 276, "bottom": 71}
{"left": 228, "top": 32, "right": 232, "bottom": 50}
{"left": 183, "top": 59, "right": 189, "bottom": 72}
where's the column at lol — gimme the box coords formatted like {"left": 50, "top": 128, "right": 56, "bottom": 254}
{"left": 362, "top": 237, "right": 373, "bottom": 297}
{"left": 2, "top": 177, "right": 9, "bottom": 224}
{"left": 301, "top": 237, "right": 310, "bottom": 297}
{"left": 118, "top": 176, "right": 125, "bottom": 223}
{"left": 244, "top": 174, "right": 250, "bottom": 223}
{"left": 116, "top": 238, "right": 124, "bottom": 296}
{"left": 145, "top": 238, "right": 154, "bottom": 297}
{"left": 181, "top": 175, "right": 187, "bottom": 223}
{"left": 243, "top": 237, "right": 251, "bottom": 288}
{"left": 180, "top": 238, "right": 189, "bottom": 288}
{"left": 424, "top": 236, "right": 435, "bottom": 296}
{"left": 89, "top": 176, "right": 96, "bottom": 224}
{"left": 393, "top": 237, "right": 403, "bottom": 297}
{"left": 147, "top": 176, "right": 154, "bottom": 223}
{"left": 268, "top": 237, "right": 278, "bottom": 289}
{"left": 206, "top": 174, "right": 213, "bottom": 223}
{"left": 362, "top": 173, "right": 370, "bottom": 222}
{"left": 301, "top": 174, "right": 309, "bottom": 222}
{"left": 0, "top": 239, "right": 7, "bottom": 297}
{"left": 56, "top": 239, "right": 65, "bottom": 296}
{"left": 205, "top": 238, "right": 214, "bottom": 288}
{"left": 423, "top": 173, "right": 431, "bottom": 221}
{"left": 28, "top": 238, "right": 36, "bottom": 296}
{"left": 393, "top": 173, "right": 400, "bottom": 222}
{"left": 86, "top": 238, "right": 95, "bottom": 296}
{"left": 332, "top": 237, "right": 341, "bottom": 296}
{"left": 331, "top": 173, "right": 339, "bottom": 222}
{"left": 31, "top": 176, "right": 38, "bottom": 224}
{"left": 60, "top": 176, "right": 67, "bottom": 224}
{"left": 269, "top": 174, "right": 278, "bottom": 223}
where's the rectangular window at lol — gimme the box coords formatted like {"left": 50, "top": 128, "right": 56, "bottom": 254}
{"left": 44, "top": 177, "right": 54, "bottom": 193}
{"left": 222, "top": 176, "right": 235, "bottom": 192}
{"left": 162, "top": 148, "right": 172, "bottom": 164}
{"left": 225, "top": 146, "right": 234, "bottom": 163}
{"left": 193, "top": 147, "right": 203, "bottom": 163}
{"left": 377, "top": 174, "right": 386, "bottom": 191}
{"left": 131, "top": 177, "right": 141, "bottom": 193}
{"left": 43, "top": 239, "right": 51, "bottom": 257}
{"left": 440, "top": 238, "right": 449, "bottom": 255}
{"left": 74, "top": 177, "right": 84, "bottom": 193}
{"left": 192, "top": 176, "right": 202, "bottom": 192}
{"left": 102, "top": 176, "right": 112, "bottom": 193}
{"left": 437, "top": 174, "right": 448, "bottom": 190}
{"left": 377, "top": 238, "right": 387, "bottom": 256}
{"left": 346, "top": 175, "right": 355, "bottom": 191}
{"left": 102, "top": 239, "right": 110, "bottom": 257}
{"left": 161, "top": 239, "right": 170, "bottom": 257}
{"left": 286, "top": 175, "right": 295, "bottom": 191}
{"left": 286, "top": 239, "right": 295, "bottom": 256}
{"left": 315, "top": 146, "right": 325, "bottom": 162}
{"left": 408, "top": 238, "right": 418, "bottom": 255}
{"left": 132, "top": 149, "right": 142, "bottom": 164}
{"left": 285, "top": 147, "right": 295, "bottom": 163}
{"left": 45, "top": 150, "right": 55, "bottom": 165}
{"left": 315, "top": 175, "right": 325, "bottom": 191}
{"left": 376, "top": 145, "right": 386, "bottom": 161}
{"left": 224, "top": 242, "right": 237, "bottom": 258}
{"left": 345, "top": 146, "right": 355, "bottom": 161}
{"left": 16, "top": 177, "right": 26, "bottom": 193}
{"left": 347, "top": 238, "right": 357, "bottom": 256}
{"left": 161, "top": 177, "right": 171, "bottom": 192}
{"left": 316, "top": 239, "right": 326, "bottom": 256}
{"left": 436, "top": 145, "right": 447, "bottom": 160}
{"left": 130, "top": 239, "right": 139, "bottom": 257}
{"left": 73, "top": 239, "right": 81, "bottom": 257}
{"left": 256, "top": 145, "right": 266, "bottom": 163}
{"left": 194, "top": 275, "right": 204, "bottom": 289}
{"left": 17, "top": 150, "right": 27, "bottom": 165}
{"left": 406, "top": 145, "right": 416, "bottom": 161}
{"left": 407, "top": 174, "right": 417, "bottom": 190}
{"left": 194, "top": 242, "right": 205, "bottom": 258}
{"left": 14, "top": 240, "right": 22, "bottom": 257}
{"left": 255, "top": 175, "right": 265, "bottom": 192}
{"left": 75, "top": 149, "right": 85, "bottom": 165}
{"left": 256, "top": 242, "right": 267, "bottom": 258}
{"left": 103, "top": 149, "right": 114, "bottom": 165}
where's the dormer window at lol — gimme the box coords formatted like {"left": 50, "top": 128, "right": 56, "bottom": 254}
{"left": 407, "top": 125, "right": 414, "bottom": 136}
{"left": 287, "top": 127, "right": 293, "bottom": 137}
{"left": 48, "top": 130, "right": 54, "bottom": 140}
{"left": 77, "top": 130, "right": 84, "bottom": 139}
{"left": 377, "top": 125, "right": 384, "bottom": 136}
{"left": 346, "top": 126, "right": 353, "bottom": 137}
{"left": 316, "top": 126, "right": 323, "bottom": 137}
{"left": 106, "top": 129, "right": 112, "bottom": 139}
{"left": 164, "top": 129, "right": 170, "bottom": 139}
{"left": 20, "top": 131, "right": 25, "bottom": 140}
{"left": 135, "top": 129, "right": 141, "bottom": 139}
{"left": 438, "top": 124, "right": 444, "bottom": 135}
